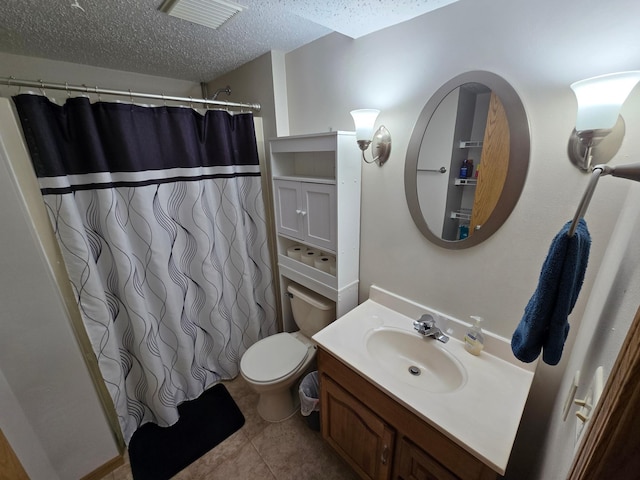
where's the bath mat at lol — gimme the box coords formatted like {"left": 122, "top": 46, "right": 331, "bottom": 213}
{"left": 128, "top": 383, "right": 245, "bottom": 480}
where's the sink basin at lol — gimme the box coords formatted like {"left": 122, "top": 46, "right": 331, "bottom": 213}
{"left": 366, "top": 327, "right": 467, "bottom": 393}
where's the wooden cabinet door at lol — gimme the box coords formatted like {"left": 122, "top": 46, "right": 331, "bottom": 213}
{"left": 273, "top": 179, "right": 304, "bottom": 240}
{"left": 322, "top": 376, "right": 395, "bottom": 480}
{"left": 470, "top": 91, "right": 510, "bottom": 235}
{"left": 394, "top": 437, "right": 459, "bottom": 480}
{"left": 302, "top": 183, "right": 336, "bottom": 251}
{"left": 0, "top": 428, "right": 29, "bottom": 480}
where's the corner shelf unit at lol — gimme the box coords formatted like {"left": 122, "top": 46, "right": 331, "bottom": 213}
{"left": 270, "top": 131, "right": 361, "bottom": 331}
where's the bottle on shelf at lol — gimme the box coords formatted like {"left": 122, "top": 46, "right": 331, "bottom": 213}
{"left": 459, "top": 159, "right": 474, "bottom": 179}
{"left": 465, "top": 159, "right": 473, "bottom": 178}
{"left": 459, "top": 160, "right": 468, "bottom": 179}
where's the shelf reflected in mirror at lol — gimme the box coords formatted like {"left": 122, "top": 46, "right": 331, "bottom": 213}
{"left": 405, "top": 71, "right": 531, "bottom": 249}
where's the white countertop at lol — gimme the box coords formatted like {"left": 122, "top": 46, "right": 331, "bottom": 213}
{"left": 312, "top": 286, "right": 536, "bottom": 475}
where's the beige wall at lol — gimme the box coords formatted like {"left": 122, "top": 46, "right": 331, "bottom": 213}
{"left": 281, "top": 0, "right": 640, "bottom": 478}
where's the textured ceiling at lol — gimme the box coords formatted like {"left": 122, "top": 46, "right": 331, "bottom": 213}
{"left": 0, "top": 0, "right": 458, "bottom": 82}
{"left": 279, "top": 0, "right": 460, "bottom": 39}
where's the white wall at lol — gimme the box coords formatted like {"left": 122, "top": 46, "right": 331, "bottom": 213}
{"left": 282, "top": 0, "right": 640, "bottom": 477}
{"left": 538, "top": 180, "right": 640, "bottom": 478}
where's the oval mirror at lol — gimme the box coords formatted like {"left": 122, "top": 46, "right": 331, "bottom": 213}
{"left": 405, "top": 71, "right": 530, "bottom": 249}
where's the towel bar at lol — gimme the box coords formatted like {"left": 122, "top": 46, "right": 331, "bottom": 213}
{"left": 568, "top": 162, "right": 640, "bottom": 237}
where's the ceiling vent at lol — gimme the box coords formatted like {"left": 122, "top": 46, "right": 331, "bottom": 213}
{"left": 159, "top": 0, "right": 246, "bottom": 30}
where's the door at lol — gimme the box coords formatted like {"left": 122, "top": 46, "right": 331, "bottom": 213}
{"left": 273, "top": 179, "right": 336, "bottom": 251}
{"left": 322, "top": 376, "right": 395, "bottom": 480}
{"left": 273, "top": 179, "right": 304, "bottom": 240}
{"left": 394, "top": 437, "right": 459, "bottom": 480}
{"left": 302, "top": 183, "right": 336, "bottom": 252}
{"left": 0, "top": 428, "right": 29, "bottom": 480}
{"left": 470, "top": 91, "right": 510, "bottom": 235}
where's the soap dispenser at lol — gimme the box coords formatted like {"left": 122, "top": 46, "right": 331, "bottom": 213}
{"left": 464, "top": 316, "right": 485, "bottom": 356}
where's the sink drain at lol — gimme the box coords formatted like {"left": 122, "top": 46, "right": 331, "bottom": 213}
{"left": 408, "top": 366, "right": 421, "bottom": 376}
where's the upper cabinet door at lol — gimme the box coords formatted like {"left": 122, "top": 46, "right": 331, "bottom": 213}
{"left": 274, "top": 179, "right": 304, "bottom": 239}
{"left": 274, "top": 178, "right": 337, "bottom": 252}
{"left": 303, "top": 183, "right": 336, "bottom": 252}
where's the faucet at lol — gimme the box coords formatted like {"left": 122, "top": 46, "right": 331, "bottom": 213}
{"left": 413, "top": 314, "right": 449, "bottom": 343}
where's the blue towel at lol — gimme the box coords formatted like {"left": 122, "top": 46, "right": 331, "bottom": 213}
{"left": 511, "top": 219, "right": 591, "bottom": 365}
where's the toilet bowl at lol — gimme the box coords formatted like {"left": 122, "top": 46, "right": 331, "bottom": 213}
{"left": 240, "top": 283, "right": 335, "bottom": 422}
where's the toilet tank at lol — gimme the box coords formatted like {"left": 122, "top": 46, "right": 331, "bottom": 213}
{"left": 287, "top": 283, "right": 335, "bottom": 337}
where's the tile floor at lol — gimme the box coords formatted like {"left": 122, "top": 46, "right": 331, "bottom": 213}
{"left": 100, "top": 376, "right": 358, "bottom": 480}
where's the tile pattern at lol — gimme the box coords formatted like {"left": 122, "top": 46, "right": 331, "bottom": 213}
{"left": 100, "top": 376, "right": 358, "bottom": 480}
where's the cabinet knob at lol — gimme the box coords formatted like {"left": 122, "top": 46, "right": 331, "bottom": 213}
{"left": 381, "top": 445, "right": 389, "bottom": 465}
{"left": 300, "top": 210, "right": 307, "bottom": 216}
{"left": 296, "top": 209, "right": 302, "bottom": 214}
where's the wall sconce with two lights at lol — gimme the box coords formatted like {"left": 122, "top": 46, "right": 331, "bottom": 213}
{"left": 350, "top": 109, "right": 392, "bottom": 166}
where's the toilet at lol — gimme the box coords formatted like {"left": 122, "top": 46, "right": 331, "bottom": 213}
{"left": 240, "top": 283, "right": 335, "bottom": 422}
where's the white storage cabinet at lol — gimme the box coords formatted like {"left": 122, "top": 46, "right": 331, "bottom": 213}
{"left": 270, "top": 131, "right": 361, "bottom": 330}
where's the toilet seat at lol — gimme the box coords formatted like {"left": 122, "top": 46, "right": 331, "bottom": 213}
{"left": 240, "top": 333, "right": 309, "bottom": 384}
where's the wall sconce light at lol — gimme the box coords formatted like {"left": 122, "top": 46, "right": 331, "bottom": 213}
{"left": 568, "top": 71, "right": 640, "bottom": 171}
{"left": 350, "top": 109, "right": 392, "bottom": 166}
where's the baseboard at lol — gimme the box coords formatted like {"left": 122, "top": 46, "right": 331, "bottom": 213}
{"left": 79, "top": 455, "right": 125, "bottom": 480}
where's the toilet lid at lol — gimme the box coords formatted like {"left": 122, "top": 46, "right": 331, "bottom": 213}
{"left": 241, "top": 333, "right": 309, "bottom": 383}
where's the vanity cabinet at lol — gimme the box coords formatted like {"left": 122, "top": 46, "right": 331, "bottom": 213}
{"left": 323, "top": 375, "right": 395, "bottom": 479}
{"left": 317, "top": 348, "right": 499, "bottom": 480}
{"left": 269, "top": 132, "right": 361, "bottom": 327}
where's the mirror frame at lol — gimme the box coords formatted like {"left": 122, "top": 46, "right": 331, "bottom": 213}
{"left": 405, "top": 70, "right": 530, "bottom": 249}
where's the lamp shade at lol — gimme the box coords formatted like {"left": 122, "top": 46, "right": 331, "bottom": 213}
{"left": 571, "top": 71, "right": 640, "bottom": 131}
{"left": 350, "top": 109, "right": 380, "bottom": 141}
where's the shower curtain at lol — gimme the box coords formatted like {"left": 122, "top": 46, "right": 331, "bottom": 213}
{"left": 12, "top": 94, "right": 277, "bottom": 443}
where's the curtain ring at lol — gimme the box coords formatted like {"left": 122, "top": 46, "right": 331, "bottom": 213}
{"left": 189, "top": 96, "right": 193, "bottom": 109}
{"left": 128, "top": 89, "right": 133, "bottom": 103}
{"left": 66, "top": 82, "right": 71, "bottom": 98}
{"left": 39, "top": 79, "right": 47, "bottom": 98}
{"left": 95, "top": 85, "right": 102, "bottom": 102}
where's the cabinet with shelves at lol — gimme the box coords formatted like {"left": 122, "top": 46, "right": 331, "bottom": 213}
{"left": 269, "top": 132, "right": 361, "bottom": 328}
{"left": 318, "top": 348, "right": 499, "bottom": 480}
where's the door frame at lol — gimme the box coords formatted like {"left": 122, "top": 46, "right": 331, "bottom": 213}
{"left": 568, "top": 304, "right": 640, "bottom": 479}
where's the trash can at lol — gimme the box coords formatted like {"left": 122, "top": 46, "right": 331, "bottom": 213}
{"left": 299, "top": 371, "right": 321, "bottom": 431}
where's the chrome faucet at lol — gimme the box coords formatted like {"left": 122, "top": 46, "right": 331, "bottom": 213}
{"left": 413, "top": 314, "right": 449, "bottom": 343}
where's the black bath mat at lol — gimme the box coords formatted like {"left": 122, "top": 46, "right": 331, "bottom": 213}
{"left": 128, "top": 383, "right": 245, "bottom": 480}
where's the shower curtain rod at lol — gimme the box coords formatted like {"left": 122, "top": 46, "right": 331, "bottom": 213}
{"left": 568, "top": 162, "right": 640, "bottom": 237}
{"left": 0, "top": 76, "right": 261, "bottom": 112}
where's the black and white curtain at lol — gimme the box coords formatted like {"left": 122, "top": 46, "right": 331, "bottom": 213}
{"left": 13, "top": 94, "right": 277, "bottom": 442}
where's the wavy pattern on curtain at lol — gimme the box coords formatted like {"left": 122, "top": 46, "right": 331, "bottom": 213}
{"left": 13, "top": 95, "right": 277, "bottom": 442}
